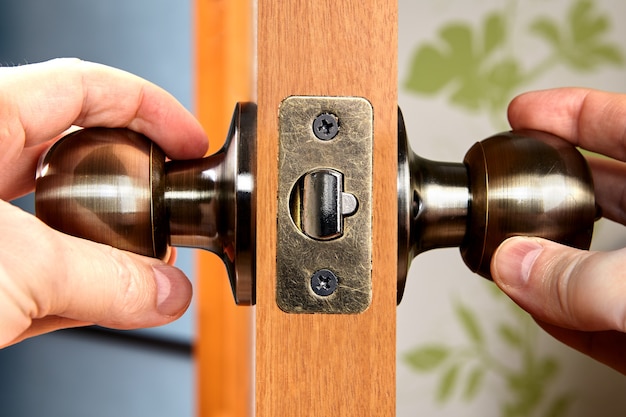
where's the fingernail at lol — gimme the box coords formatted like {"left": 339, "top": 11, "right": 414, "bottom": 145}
{"left": 152, "top": 265, "right": 192, "bottom": 316}
{"left": 493, "top": 237, "right": 543, "bottom": 288}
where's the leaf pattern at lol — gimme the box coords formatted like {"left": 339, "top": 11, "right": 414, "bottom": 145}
{"left": 530, "top": 0, "right": 623, "bottom": 71}
{"left": 437, "top": 364, "right": 461, "bottom": 403}
{"left": 401, "top": 1, "right": 623, "bottom": 415}
{"left": 404, "top": 345, "right": 450, "bottom": 372}
{"left": 404, "top": 0, "right": 623, "bottom": 124}
{"left": 498, "top": 323, "right": 524, "bottom": 349}
{"left": 404, "top": 12, "right": 515, "bottom": 114}
{"left": 462, "top": 367, "right": 485, "bottom": 401}
{"left": 454, "top": 301, "right": 484, "bottom": 345}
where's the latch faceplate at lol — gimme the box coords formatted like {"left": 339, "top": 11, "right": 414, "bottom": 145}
{"left": 277, "top": 96, "right": 373, "bottom": 314}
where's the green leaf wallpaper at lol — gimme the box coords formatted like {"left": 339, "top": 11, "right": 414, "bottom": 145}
{"left": 403, "top": 296, "right": 572, "bottom": 416}
{"left": 403, "top": 0, "right": 622, "bottom": 125}
{"left": 397, "top": 1, "right": 626, "bottom": 416}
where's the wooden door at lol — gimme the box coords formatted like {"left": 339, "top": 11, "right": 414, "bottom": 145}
{"left": 256, "top": 1, "right": 398, "bottom": 416}
{"left": 195, "top": 1, "right": 398, "bottom": 415}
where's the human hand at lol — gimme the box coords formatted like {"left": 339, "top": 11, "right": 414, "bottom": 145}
{"left": 492, "top": 87, "right": 626, "bottom": 373}
{"left": 0, "top": 58, "right": 208, "bottom": 347}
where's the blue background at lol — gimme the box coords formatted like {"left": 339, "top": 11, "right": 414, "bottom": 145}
{"left": 0, "top": 1, "right": 196, "bottom": 415}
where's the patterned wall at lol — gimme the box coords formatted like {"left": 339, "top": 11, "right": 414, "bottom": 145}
{"left": 398, "top": 1, "right": 626, "bottom": 416}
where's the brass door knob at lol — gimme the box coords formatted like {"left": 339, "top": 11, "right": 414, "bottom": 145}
{"left": 35, "top": 103, "right": 257, "bottom": 305}
{"left": 34, "top": 101, "right": 597, "bottom": 308}
{"left": 397, "top": 109, "right": 596, "bottom": 303}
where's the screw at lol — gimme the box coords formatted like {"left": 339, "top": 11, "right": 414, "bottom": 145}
{"left": 312, "top": 113, "right": 339, "bottom": 140}
{"left": 310, "top": 269, "right": 338, "bottom": 296}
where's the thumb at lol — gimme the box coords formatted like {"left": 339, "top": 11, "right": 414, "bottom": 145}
{"left": 491, "top": 236, "right": 626, "bottom": 332}
{"left": 0, "top": 201, "right": 192, "bottom": 345}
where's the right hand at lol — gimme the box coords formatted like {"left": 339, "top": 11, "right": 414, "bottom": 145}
{"left": 492, "top": 87, "right": 626, "bottom": 374}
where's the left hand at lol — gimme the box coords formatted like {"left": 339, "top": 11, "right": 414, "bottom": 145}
{"left": 0, "top": 58, "right": 208, "bottom": 347}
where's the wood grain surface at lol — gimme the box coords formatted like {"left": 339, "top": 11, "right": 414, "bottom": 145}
{"left": 256, "top": 1, "right": 398, "bottom": 415}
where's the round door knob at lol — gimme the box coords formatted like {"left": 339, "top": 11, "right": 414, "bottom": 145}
{"left": 35, "top": 103, "right": 257, "bottom": 305}
{"left": 397, "top": 108, "right": 596, "bottom": 303}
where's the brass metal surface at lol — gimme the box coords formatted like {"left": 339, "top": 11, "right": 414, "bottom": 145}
{"left": 276, "top": 96, "right": 373, "bottom": 314}
{"left": 461, "top": 130, "right": 596, "bottom": 277}
{"left": 35, "top": 103, "right": 257, "bottom": 305}
{"left": 36, "top": 128, "right": 168, "bottom": 258}
{"left": 397, "top": 109, "right": 596, "bottom": 303}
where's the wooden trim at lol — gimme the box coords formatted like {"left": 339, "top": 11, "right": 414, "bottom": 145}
{"left": 194, "top": 1, "right": 253, "bottom": 416}
{"left": 256, "top": 1, "right": 398, "bottom": 416}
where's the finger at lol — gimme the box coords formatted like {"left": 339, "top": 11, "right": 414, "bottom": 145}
{"left": 587, "top": 156, "right": 626, "bottom": 224}
{"left": 2, "top": 127, "right": 79, "bottom": 200}
{"left": 537, "top": 320, "right": 626, "bottom": 375}
{"left": 167, "top": 248, "right": 178, "bottom": 266}
{"left": 0, "top": 140, "right": 54, "bottom": 201}
{"left": 491, "top": 236, "right": 626, "bottom": 332}
{"left": 0, "top": 58, "right": 208, "bottom": 163}
{"left": 507, "top": 88, "right": 626, "bottom": 161}
{"left": 0, "top": 201, "right": 192, "bottom": 347}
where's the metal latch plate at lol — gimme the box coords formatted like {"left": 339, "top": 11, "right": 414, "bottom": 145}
{"left": 276, "top": 96, "right": 373, "bottom": 314}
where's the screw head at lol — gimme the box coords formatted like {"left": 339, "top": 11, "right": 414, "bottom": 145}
{"left": 310, "top": 269, "right": 338, "bottom": 296}
{"left": 312, "top": 113, "right": 339, "bottom": 140}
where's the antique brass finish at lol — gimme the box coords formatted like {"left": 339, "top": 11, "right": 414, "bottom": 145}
{"left": 34, "top": 99, "right": 596, "bottom": 309}
{"left": 276, "top": 96, "right": 373, "bottom": 314}
{"left": 35, "top": 103, "right": 257, "bottom": 305}
{"left": 397, "top": 109, "right": 596, "bottom": 303}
